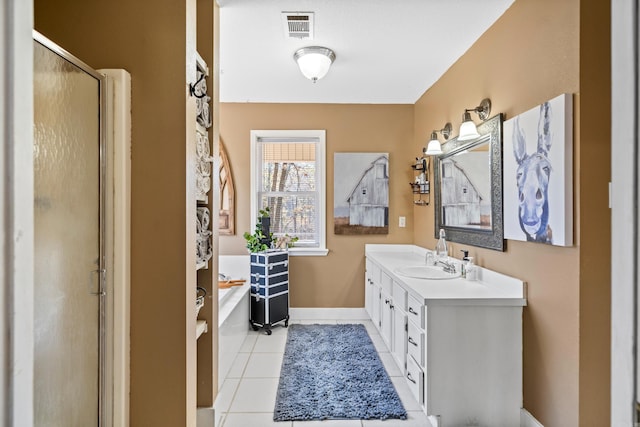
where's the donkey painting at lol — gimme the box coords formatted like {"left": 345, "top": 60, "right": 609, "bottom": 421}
{"left": 512, "top": 101, "right": 553, "bottom": 244}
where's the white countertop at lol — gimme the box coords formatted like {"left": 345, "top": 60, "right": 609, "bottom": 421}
{"left": 365, "top": 244, "right": 527, "bottom": 307}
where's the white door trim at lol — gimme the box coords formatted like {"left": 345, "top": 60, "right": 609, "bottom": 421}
{"left": 100, "top": 69, "right": 132, "bottom": 427}
{"left": 1, "top": 0, "right": 34, "bottom": 426}
{"left": 611, "top": 0, "right": 638, "bottom": 424}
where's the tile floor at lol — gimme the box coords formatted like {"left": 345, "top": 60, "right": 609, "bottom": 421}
{"left": 214, "top": 319, "right": 433, "bottom": 427}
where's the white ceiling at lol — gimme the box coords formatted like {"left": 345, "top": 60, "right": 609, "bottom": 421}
{"left": 219, "top": 0, "right": 515, "bottom": 104}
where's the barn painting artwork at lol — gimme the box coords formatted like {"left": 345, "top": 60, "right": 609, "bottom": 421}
{"left": 334, "top": 153, "right": 389, "bottom": 235}
{"left": 440, "top": 149, "right": 492, "bottom": 230}
{"left": 503, "top": 93, "right": 573, "bottom": 246}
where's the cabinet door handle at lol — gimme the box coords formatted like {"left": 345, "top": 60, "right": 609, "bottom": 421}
{"left": 408, "top": 337, "right": 418, "bottom": 347}
{"left": 385, "top": 299, "right": 390, "bottom": 305}
{"left": 409, "top": 307, "right": 418, "bottom": 316}
{"left": 390, "top": 304, "right": 395, "bottom": 310}
{"left": 407, "top": 372, "right": 417, "bottom": 384}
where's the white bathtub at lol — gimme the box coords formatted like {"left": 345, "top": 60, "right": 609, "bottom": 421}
{"left": 218, "top": 255, "right": 250, "bottom": 390}
{"left": 218, "top": 286, "right": 239, "bottom": 309}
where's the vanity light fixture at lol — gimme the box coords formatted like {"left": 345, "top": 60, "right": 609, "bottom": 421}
{"left": 458, "top": 98, "right": 491, "bottom": 141}
{"left": 293, "top": 46, "right": 336, "bottom": 83}
{"left": 424, "top": 122, "right": 453, "bottom": 156}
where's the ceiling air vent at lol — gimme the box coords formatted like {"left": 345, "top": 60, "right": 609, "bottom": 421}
{"left": 281, "top": 12, "right": 314, "bottom": 40}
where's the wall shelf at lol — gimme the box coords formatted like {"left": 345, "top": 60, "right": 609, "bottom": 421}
{"left": 411, "top": 157, "right": 430, "bottom": 206}
{"left": 195, "top": 52, "right": 209, "bottom": 76}
{"left": 193, "top": 0, "right": 218, "bottom": 416}
{"left": 196, "top": 320, "right": 208, "bottom": 339}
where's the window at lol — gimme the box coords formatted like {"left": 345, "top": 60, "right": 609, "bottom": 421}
{"left": 250, "top": 130, "right": 327, "bottom": 256}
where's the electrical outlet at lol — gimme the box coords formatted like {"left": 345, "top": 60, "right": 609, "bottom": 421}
{"left": 399, "top": 216, "right": 406, "bottom": 227}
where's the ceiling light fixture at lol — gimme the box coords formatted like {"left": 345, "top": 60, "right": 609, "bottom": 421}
{"left": 293, "top": 46, "right": 336, "bottom": 83}
{"left": 459, "top": 98, "right": 491, "bottom": 141}
{"left": 424, "top": 123, "right": 452, "bottom": 156}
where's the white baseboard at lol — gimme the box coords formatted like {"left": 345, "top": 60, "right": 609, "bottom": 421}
{"left": 289, "top": 307, "right": 368, "bottom": 320}
{"left": 521, "top": 408, "right": 544, "bottom": 427}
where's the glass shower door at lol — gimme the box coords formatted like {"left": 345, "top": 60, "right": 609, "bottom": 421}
{"left": 33, "top": 36, "right": 104, "bottom": 426}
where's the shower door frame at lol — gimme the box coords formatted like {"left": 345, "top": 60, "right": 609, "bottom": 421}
{"left": 33, "top": 30, "right": 108, "bottom": 427}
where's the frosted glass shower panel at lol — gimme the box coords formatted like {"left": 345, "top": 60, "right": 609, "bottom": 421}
{"left": 33, "top": 40, "right": 102, "bottom": 426}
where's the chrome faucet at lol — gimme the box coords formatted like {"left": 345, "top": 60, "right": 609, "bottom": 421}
{"left": 438, "top": 260, "right": 457, "bottom": 274}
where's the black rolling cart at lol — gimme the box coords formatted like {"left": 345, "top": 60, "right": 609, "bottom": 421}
{"left": 249, "top": 250, "right": 290, "bottom": 335}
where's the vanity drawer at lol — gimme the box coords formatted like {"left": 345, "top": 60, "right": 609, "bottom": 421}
{"left": 380, "top": 271, "right": 393, "bottom": 295}
{"left": 407, "top": 318, "right": 425, "bottom": 368}
{"left": 407, "top": 294, "right": 425, "bottom": 329}
{"left": 406, "top": 354, "right": 424, "bottom": 406}
{"left": 392, "top": 281, "right": 407, "bottom": 311}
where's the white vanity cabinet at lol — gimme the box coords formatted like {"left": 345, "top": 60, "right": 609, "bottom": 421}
{"left": 406, "top": 348, "right": 425, "bottom": 405}
{"left": 379, "top": 271, "right": 394, "bottom": 348}
{"left": 367, "top": 260, "right": 404, "bottom": 362}
{"left": 365, "top": 244, "right": 526, "bottom": 427}
{"left": 365, "top": 258, "right": 381, "bottom": 331}
{"left": 391, "top": 281, "right": 407, "bottom": 371}
{"left": 380, "top": 288, "right": 393, "bottom": 349}
{"left": 406, "top": 311, "right": 425, "bottom": 367}
{"left": 364, "top": 258, "right": 375, "bottom": 319}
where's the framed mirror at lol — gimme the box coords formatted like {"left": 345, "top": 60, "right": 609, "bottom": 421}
{"left": 219, "top": 139, "right": 235, "bottom": 235}
{"left": 434, "top": 114, "right": 505, "bottom": 251}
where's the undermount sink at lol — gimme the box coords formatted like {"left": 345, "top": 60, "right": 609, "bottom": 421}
{"left": 394, "top": 265, "right": 461, "bottom": 280}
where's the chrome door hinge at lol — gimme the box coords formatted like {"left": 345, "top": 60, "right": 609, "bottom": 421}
{"left": 89, "top": 269, "right": 106, "bottom": 296}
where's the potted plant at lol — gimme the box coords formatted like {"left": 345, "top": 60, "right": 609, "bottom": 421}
{"left": 243, "top": 207, "right": 300, "bottom": 252}
{"left": 243, "top": 207, "right": 275, "bottom": 253}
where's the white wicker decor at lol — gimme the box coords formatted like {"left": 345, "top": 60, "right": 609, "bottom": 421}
{"left": 195, "top": 71, "right": 212, "bottom": 128}
{"left": 195, "top": 129, "right": 213, "bottom": 200}
{"left": 194, "top": 58, "right": 213, "bottom": 269}
{"left": 196, "top": 207, "right": 213, "bottom": 266}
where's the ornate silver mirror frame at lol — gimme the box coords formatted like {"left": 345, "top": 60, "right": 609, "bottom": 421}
{"left": 433, "top": 114, "right": 505, "bottom": 251}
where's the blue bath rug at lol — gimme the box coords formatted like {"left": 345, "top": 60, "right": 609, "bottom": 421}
{"left": 273, "top": 323, "right": 407, "bottom": 421}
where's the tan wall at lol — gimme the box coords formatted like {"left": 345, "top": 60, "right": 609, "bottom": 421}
{"left": 219, "top": 103, "right": 414, "bottom": 307}
{"left": 578, "top": 0, "right": 611, "bottom": 423}
{"left": 34, "top": 1, "right": 201, "bottom": 425}
{"left": 413, "top": 0, "right": 610, "bottom": 425}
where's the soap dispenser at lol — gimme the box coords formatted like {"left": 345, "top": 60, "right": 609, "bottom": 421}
{"left": 435, "top": 228, "right": 448, "bottom": 263}
{"left": 466, "top": 257, "right": 476, "bottom": 281}
{"left": 460, "top": 249, "right": 470, "bottom": 278}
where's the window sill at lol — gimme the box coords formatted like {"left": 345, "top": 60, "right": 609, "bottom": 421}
{"left": 288, "top": 247, "right": 329, "bottom": 257}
